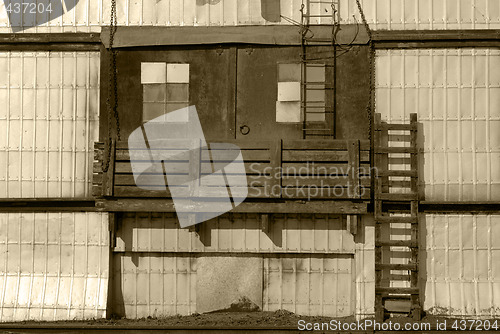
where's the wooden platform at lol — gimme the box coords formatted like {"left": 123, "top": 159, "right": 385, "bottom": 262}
{"left": 93, "top": 139, "right": 371, "bottom": 201}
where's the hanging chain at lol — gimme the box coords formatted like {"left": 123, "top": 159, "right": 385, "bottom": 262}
{"left": 102, "top": 0, "right": 120, "bottom": 173}
{"left": 356, "top": 0, "right": 374, "bottom": 143}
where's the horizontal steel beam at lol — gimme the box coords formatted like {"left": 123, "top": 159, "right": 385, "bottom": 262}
{"left": 0, "top": 33, "right": 101, "bottom": 51}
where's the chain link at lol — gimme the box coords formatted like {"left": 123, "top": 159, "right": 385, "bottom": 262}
{"left": 102, "top": 0, "right": 120, "bottom": 173}
{"left": 355, "top": 0, "right": 374, "bottom": 143}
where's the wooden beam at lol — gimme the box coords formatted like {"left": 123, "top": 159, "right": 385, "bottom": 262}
{"left": 0, "top": 33, "right": 101, "bottom": 51}
{"left": 96, "top": 199, "right": 368, "bottom": 214}
{"left": 0, "top": 199, "right": 97, "bottom": 212}
{"left": 347, "top": 140, "right": 360, "bottom": 199}
{"left": 373, "top": 29, "right": 500, "bottom": 49}
{"left": 101, "top": 25, "right": 369, "bottom": 48}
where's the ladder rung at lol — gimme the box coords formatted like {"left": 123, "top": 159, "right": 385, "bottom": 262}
{"left": 378, "top": 170, "right": 417, "bottom": 177}
{"left": 376, "top": 287, "right": 419, "bottom": 295}
{"left": 377, "top": 193, "right": 419, "bottom": 201}
{"left": 305, "top": 38, "right": 333, "bottom": 42}
{"left": 388, "top": 274, "right": 412, "bottom": 281}
{"left": 376, "top": 263, "right": 417, "bottom": 271}
{"left": 377, "top": 240, "right": 418, "bottom": 247}
{"left": 377, "top": 123, "right": 417, "bottom": 131}
{"left": 375, "top": 216, "right": 417, "bottom": 224}
{"left": 376, "top": 147, "right": 417, "bottom": 154}
{"left": 303, "top": 14, "right": 334, "bottom": 17}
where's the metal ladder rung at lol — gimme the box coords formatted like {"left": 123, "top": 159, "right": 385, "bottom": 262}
{"left": 302, "top": 14, "right": 334, "bottom": 18}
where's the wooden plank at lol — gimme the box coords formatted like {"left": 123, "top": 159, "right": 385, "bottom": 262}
{"left": 382, "top": 180, "right": 412, "bottom": 188}
{"left": 377, "top": 240, "right": 418, "bottom": 247}
{"left": 282, "top": 150, "right": 370, "bottom": 162}
{"left": 375, "top": 147, "right": 417, "bottom": 154}
{"left": 378, "top": 193, "right": 419, "bottom": 201}
{"left": 281, "top": 162, "right": 371, "bottom": 176}
{"left": 388, "top": 157, "right": 412, "bottom": 165}
{"left": 388, "top": 134, "right": 411, "bottom": 142}
{"left": 114, "top": 161, "right": 272, "bottom": 174}
{"left": 379, "top": 123, "right": 417, "bottom": 131}
{"left": 378, "top": 170, "right": 418, "bottom": 177}
{"left": 97, "top": 148, "right": 271, "bottom": 162}
{"left": 281, "top": 187, "right": 369, "bottom": 199}
{"left": 281, "top": 177, "right": 371, "bottom": 187}
{"left": 375, "top": 287, "right": 419, "bottom": 294}
{"left": 102, "top": 140, "right": 116, "bottom": 197}
{"left": 375, "top": 216, "right": 418, "bottom": 224}
{"left": 347, "top": 140, "right": 360, "bottom": 199}
{"left": 283, "top": 139, "right": 370, "bottom": 150}
{"left": 375, "top": 263, "right": 417, "bottom": 271}
{"left": 96, "top": 198, "right": 368, "bottom": 214}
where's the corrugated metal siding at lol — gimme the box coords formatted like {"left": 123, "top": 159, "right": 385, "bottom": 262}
{"left": 263, "top": 255, "right": 354, "bottom": 317}
{"left": 424, "top": 214, "right": 500, "bottom": 316}
{"left": 114, "top": 213, "right": 355, "bottom": 254}
{"left": 0, "top": 51, "right": 100, "bottom": 198}
{"left": 0, "top": 212, "right": 109, "bottom": 321}
{"left": 1, "top": 0, "right": 499, "bottom": 32}
{"left": 113, "top": 253, "right": 197, "bottom": 318}
{"left": 376, "top": 49, "right": 500, "bottom": 201}
{"left": 112, "top": 213, "right": 357, "bottom": 317}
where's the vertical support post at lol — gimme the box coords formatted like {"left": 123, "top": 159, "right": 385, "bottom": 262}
{"left": 269, "top": 139, "right": 282, "bottom": 198}
{"left": 261, "top": 214, "right": 270, "bottom": 233}
{"left": 188, "top": 138, "right": 201, "bottom": 228}
{"left": 102, "top": 139, "right": 116, "bottom": 197}
{"left": 374, "top": 114, "right": 384, "bottom": 322}
{"left": 348, "top": 140, "right": 360, "bottom": 198}
{"left": 409, "top": 113, "right": 421, "bottom": 320}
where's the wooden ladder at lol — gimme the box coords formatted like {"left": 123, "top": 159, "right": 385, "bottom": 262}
{"left": 374, "top": 113, "right": 422, "bottom": 321}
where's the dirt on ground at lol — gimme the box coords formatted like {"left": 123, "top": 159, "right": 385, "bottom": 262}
{"left": 4, "top": 311, "right": 499, "bottom": 329}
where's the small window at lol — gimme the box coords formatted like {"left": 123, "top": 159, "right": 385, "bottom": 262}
{"left": 275, "top": 63, "right": 327, "bottom": 123}
{"left": 141, "top": 62, "right": 190, "bottom": 122}
{"left": 276, "top": 63, "right": 301, "bottom": 123}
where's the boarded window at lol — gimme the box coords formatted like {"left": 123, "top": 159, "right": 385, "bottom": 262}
{"left": 276, "top": 63, "right": 301, "bottom": 123}
{"left": 141, "top": 62, "right": 190, "bottom": 122}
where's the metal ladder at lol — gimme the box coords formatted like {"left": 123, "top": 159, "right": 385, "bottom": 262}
{"left": 374, "top": 113, "right": 422, "bottom": 321}
{"left": 300, "top": 0, "right": 338, "bottom": 138}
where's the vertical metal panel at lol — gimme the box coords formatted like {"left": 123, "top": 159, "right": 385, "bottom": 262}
{"left": 1, "top": 0, "right": 499, "bottom": 32}
{"left": 262, "top": 255, "right": 354, "bottom": 317}
{"left": 424, "top": 214, "right": 500, "bottom": 317}
{"left": 376, "top": 49, "right": 500, "bottom": 201}
{"left": 354, "top": 215, "right": 375, "bottom": 318}
{"left": 0, "top": 212, "right": 109, "bottom": 322}
{"left": 114, "top": 213, "right": 355, "bottom": 254}
{"left": 0, "top": 51, "right": 100, "bottom": 198}
{"left": 113, "top": 253, "right": 197, "bottom": 318}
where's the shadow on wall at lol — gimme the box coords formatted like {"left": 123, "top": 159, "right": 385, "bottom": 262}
{"left": 196, "top": 0, "right": 282, "bottom": 22}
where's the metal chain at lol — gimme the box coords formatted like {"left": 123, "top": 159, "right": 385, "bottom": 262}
{"left": 102, "top": 0, "right": 120, "bottom": 173}
{"left": 356, "top": 0, "right": 374, "bottom": 143}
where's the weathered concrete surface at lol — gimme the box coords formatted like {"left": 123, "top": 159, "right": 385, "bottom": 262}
{"left": 196, "top": 256, "right": 263, "bottom": 313}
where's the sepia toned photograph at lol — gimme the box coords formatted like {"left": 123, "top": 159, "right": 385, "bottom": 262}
{"left": 0, "top": 0, "right": 499, "bottom": 333}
